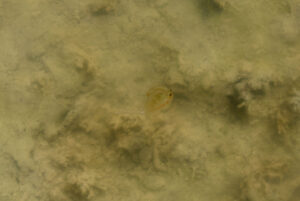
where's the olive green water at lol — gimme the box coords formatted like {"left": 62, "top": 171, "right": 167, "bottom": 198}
{"left": 0, "top": 0, "right": 299, "bottom": 201}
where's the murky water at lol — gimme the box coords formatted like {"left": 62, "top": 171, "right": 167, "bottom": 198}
{"left": 0, "top": 0, "right": 299, "bottom": 201}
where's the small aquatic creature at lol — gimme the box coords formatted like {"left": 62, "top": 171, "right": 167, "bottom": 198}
{"left": 145, "top": 86, "right": 173, "bottom": 113}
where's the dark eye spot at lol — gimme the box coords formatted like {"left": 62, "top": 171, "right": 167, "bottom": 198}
{"left": 169, "top": 93, "right": 172, "bottom": 96}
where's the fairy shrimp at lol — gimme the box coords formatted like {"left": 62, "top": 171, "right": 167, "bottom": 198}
{"left": 145, "top": 86, "right": 174, "bottom": 114}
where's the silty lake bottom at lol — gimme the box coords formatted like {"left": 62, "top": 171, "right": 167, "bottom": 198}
{"left": 0, "top": 0, "right": 299, "bottom": 201}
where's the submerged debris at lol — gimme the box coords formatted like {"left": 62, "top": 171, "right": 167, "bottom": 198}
{"left": 240, "top": 158, "right": 290, "bottom": 201}
{"left": 290, "top": 89, "right": 300, "bottom": 113}
{"left": 107, "top": 110, "right": 178, "bottom": 171}
{"left": 274, "top": 106, "right": 293, "bottom": 136}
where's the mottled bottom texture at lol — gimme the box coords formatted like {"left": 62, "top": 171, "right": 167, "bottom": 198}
{"left": 0, "top": 0, "right": 299, "bottom": 201}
